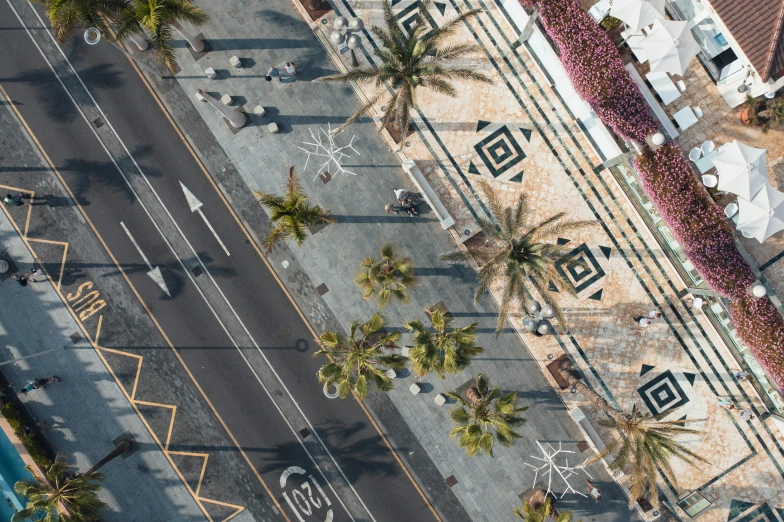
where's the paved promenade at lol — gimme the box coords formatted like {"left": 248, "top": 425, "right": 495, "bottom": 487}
{"left": 125, "top": 1, "right": 636, "bottom": 521}
{"left": 0, "top": 209, "right": 205, "bottom": 521}
{"left": 107, "top": 0, "right": 784, "bottom": 522}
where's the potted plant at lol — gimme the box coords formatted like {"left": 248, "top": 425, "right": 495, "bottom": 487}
{"left": 740, "top": 94, "right": 761, "bottom": 125}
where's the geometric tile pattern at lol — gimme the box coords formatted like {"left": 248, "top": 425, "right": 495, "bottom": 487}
{"left": 728, "top": 502, "right": 778, "bottom": 522}
{"left": 637, "top": 370, "right": 690, "bottom": 416}
{"left": 554, "top": 243, "right": 606, "bottom": 294}
{"left": 394, "top": 0, "right": 439, "bottom": 39}
{"left": 473, "top": 125, "right": 527, "bottom": 179}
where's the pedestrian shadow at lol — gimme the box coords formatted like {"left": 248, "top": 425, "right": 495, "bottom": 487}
{"left": 332, "top": 214, "right": 440, "bottom": 224}
{"left": 30, "top": 194, "right": 77, "bottom": 208}
{"left": 171, "top": 38, "right": 320, "bottom": 51}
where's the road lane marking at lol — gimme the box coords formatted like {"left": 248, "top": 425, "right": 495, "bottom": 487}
{"left": 9, "top": 4, "right": 362, "bottom": 520}
{"left": 16, "top": 4, "right": 369, "bottom": 518}
{"left": 120, "top": 221, "right": 172, "bottom": 296}
{"left": 180, "top": 182, "right": 230, "bottom": 256}
{"left": 114, "top": 31, "right": 445, "bottom": 522}
{"left": 0, "top": 81, "right": 246, "bottom": 522}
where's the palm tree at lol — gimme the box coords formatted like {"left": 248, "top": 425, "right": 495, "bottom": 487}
{"left": 253, "top": 166, "right": 335, "bottom": 252}
{"left": 441, "top": 181, "right": 594, "bottom": 332}
{"left": 34, "top": 0, "right": 129, "bottom": 43}
{"left": 116, "top": 0, "right": 209, "bottom": 71}
{"left": 314, "top": 313, "right": 408, "bottom": 399}
{"left": 559, "top": 360, "right": 707, "bottom": 507}
{"left": 354, "top": 242, "right": 416, "bottom": 308}
{"left": 446, "top": 374, "right": 527, "bottom": 457}
{"left": 316, "top": 0, "right": 493, "bottom": 140}
{"left": 14, "top": 458, "right": 106, "bottom": 522}
{"left": 406, "top": 306, "right": 483, "bottom": 378}
{"left": 514, "top": 494, "right": 572, "bottom": 522}
{"left": 761, "top": 97, "right": 784, "bottom": 133}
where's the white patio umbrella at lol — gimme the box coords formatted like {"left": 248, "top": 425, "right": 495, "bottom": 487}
{"left": 714, "top": 140, "right": 769, "bottom": 200}
{"left": 736, "top": 185, "right": 784, "bottom": 242}
{"left": 642, "top": 19, "right": 701, "bottom": 75}
{"left": 609, "top": 0, "right": 664, "bottom": 33}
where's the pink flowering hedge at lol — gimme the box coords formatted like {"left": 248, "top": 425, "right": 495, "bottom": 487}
{"left": 521, "top": 0, "right": 657, "bottom": 142}
{"left": 523, "top": 0, "right": 784, "bottom": 390}
{"left": 634, "top": 145, "right": 755, "bottom": 298}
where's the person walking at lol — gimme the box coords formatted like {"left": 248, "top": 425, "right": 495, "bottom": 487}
{"left": 716, "top": 396, "right": 735, "bottom": 410}
{"left": 735, "top": 370, "right": 751, "bottom": 382}
{"left": 284, "top": 62, "right": 297, "bottom": 76}
{"left": 24, "top": 267, "right": 43, "bottom": 279}
{"left": 738, "top": 408, "right": 755, "bottom": 422}
{"left": 648, "top": 310, "right": 662, "bottom": 321}
{"left": 586, "top": 480, "right": 602, "bottom": 501}
{"left": 633, "top": 315, "right": 652, "bottom": 328}
{"left": 3, "top": 193, "right": 23, "bottom": 206}
{"left": 20, "top": 380, "right": 40, "bottom": 394}
{"left": 267, "top": 65, "right": 280, "bottom": 82}
{"left": 12, "top": 273, "right": 34, "bottom": 287}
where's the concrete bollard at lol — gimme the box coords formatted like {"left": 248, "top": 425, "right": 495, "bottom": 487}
{"left": 229, "top": 56, "right": 242, "bottom": 68}
{"left": 267, "top": 122, "right": 279, "bottom": 134}
{"left": 205, "top": 67, "right": 217, "bottom": 79}
{"left": 221, "top": 94, "right": 233, "bottom": 106}
{"left": 385, "top": 369, "right": 396, "bottom": 379}
{"left": 409, "top": 383, "right": 421, "bottom": 395}
{"left": 253, "top": 105, "right": 266, "bottom": 116}
{"left": 434, "top": 393, "right": 446, "bottom": 406}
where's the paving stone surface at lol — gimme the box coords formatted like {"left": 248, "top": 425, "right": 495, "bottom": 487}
{"left": 0, "top": 209, "right": 205, "bottom": 521}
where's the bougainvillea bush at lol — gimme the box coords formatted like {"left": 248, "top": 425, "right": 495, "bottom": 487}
{"left": 521, "top": 0, "right": 657, "bottom": 142}
{"left": 731, "top": 295, "right": 784, "bottom": 388}
{"left": 635, "top": 145, "right": 784, "bottom": 388}
{"left": 521, "top": 0, "right": 784, "bottom": 391}
{"left": 634, "top": 145, "right": 755, "bottom": 298}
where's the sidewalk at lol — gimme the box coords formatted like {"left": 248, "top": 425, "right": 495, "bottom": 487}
{"left": 126, "top": 0, "right": 784, "bottom": 518}
{"left": 128, "top": 1, "right": 639, "bottom": 521}
{"left": 0, "top": 210, "right": 205, "bottom": 521}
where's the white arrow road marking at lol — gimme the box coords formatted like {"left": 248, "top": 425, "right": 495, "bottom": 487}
{"left": 180, "top": 182, "right": 230, "bottom": 256}
{"left": 120, "top": 221, "right": 171, "bottom": 297}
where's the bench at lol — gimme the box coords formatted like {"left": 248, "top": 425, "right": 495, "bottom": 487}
{"left": 401, "top": 159, "right": 455, "bottom": 230}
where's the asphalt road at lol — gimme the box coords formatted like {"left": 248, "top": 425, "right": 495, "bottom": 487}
{"left": 0, "top": 1, "right": 437, "bottom": 521}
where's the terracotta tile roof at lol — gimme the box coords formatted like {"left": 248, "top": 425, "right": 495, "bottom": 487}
{"left": 706, "top": 0, "right": 784, "bottom": 80}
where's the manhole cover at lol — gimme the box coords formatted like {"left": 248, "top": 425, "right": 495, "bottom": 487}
{"left": 93, "top": 117, "right": 104, "bottom": 128}
{"left": 279, "top": 324, "right": 291, "bottom": 337}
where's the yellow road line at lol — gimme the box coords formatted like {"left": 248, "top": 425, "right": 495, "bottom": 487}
{"left": 109, "top": 30, "right": 442, "bottom": 522}
{"left": 0, "top": 83, "right": 240, "bottom": 522}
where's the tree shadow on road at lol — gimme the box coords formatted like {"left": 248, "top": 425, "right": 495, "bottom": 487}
{"left": 252, "top": 420, "right": 399, "bottom": 481}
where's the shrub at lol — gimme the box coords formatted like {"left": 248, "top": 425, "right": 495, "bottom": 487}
{"left": 635, "top": 145, "right": 784, "bottom": 391}
{"left": 2, "top": 402, "right": 53, "bottom": 469}
{"left": 634, "top": 144, "right": 755, "bottom": 298}
{"left": 731, "top": 295, "right": 784, "bottom": 387}
{"left": 523, "top": 0, "right": 657, "bottom": 142}
{"left": 600, "top": 15, "right": 621, "bottom": 31}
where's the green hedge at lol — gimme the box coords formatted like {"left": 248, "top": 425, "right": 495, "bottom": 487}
{"left": 2, "top": 402, "right": 52, "bottom": 469}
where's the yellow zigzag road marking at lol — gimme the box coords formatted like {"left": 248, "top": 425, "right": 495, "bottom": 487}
{"left": 1, "top": 87, "right": 251, "bottom": 522}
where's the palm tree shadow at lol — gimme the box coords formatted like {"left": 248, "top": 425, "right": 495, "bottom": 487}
{"left": 254, "top": 421, "right": 399, "bottom": 481}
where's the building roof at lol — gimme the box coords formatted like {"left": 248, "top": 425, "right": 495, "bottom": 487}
{"left": 707, "top": 0, "right": 784, "bottom": 81}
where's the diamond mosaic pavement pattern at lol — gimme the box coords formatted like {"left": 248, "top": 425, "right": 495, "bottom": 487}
{"left": 341, "top": 1, "right": 784, "bottom": 520}
{"left": 166, "top": 0, "right": 784, "bottom": 519}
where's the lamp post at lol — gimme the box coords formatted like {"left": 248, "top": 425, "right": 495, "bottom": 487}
{"left": 329, "top": 16, "right": 364, "bottom": 67}
{"left": 84, "top": 27, "right": 162, "bottom": 79}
